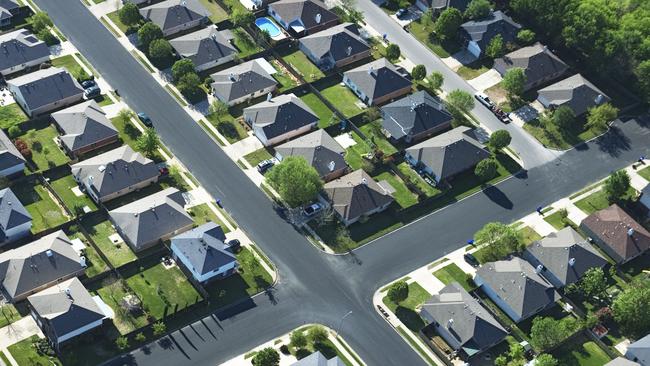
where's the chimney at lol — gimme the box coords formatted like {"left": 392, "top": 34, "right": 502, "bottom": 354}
{"left": 627, "top": 228, "right": 635, "bottom": 237}
{"left": 315, "top": 13, "right": 321, "bottom": 24}
{"left": 568, "top": 257, "right": 576, "bottom": 267}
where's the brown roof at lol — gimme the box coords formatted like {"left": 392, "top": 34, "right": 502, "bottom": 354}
{"left": 323, "top": 169, "right": 393, "bottom": 222}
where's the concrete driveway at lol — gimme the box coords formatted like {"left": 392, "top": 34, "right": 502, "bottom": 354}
{"left": 468, "top": 69, "right": 502, "bottom": 91}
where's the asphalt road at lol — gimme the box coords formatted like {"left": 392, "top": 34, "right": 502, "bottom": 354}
{"left": 35, "top": 1, "right": 650, "bottom": 365}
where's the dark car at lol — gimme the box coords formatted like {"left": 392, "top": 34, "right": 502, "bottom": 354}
{"left": 83, "top": 85, "right": 101, "bottom": 99}
{"left": 256, "top": 159, "right": 274, "bottom": 174}
{"left": 227, "top": 239, "right": 241, "bottom": 252}
{"left": 464, "top": 253, "right": 479, "bottom": 267}
{"left": 137, "top": 112, "right": 153, "bottom": 127}
{"left": 81, "top": 79, "right": 96, "bottom": 89}
{"left": 395, "top": 8, "right": 408, "bottom": 18}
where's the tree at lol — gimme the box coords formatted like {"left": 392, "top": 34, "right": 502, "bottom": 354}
{"left": 517, "top": 29, "right": 536, "bottom": 45}
{"left": 535, "top": 354, "right": 558, "bottom": 366}
{"left": 475, "top": 158, "right": 498, "bottom": 181}
{"left": 411, "top": 64, "right": 426, "bottom": 81}
{"left": 136, "top": 128, "right": 160, "bottom": 158}
{"left": 612, "top": 284, "right": 650, "bottom": 338}
{"left": 172, "top": 59, "right": 196, "bottom": 83}
{"left": 118, "top": 109, "right": 133, "bottom": 124}
{"left": 363, "top": 107, "right": 381, "bottom": 123}
{"left": 636, "top": 60, "right": 650, "bottom": 103}
{"left": 345, "top": 8, "right": 364, "bottom": 24}
{"left": 251, "top": 347, "right": 279, "bottom": 366}
{"left": 586, "top": 103, "right": 618, "bottom": 131}
{"left": 138, "top": 22, "right": 163, "bottom": 50}
{"left": 488, "top": 130, "right": 511, "bottom": 151}
{"left": 7, "top": 125, "right": 20, "bottom": 138}
{"left": 232, "top": 8, "right": 254, "bottom": 28}
{"left": 508, "top": 342, "right": 525, "bottom": 361}
{"left": 37, "top": 29, "right": 57, "bottom": 45}
{"left": 289, "top": 331, "right": 307, "bottom": 349}
{"left": 578, "top": 267, "right": 608, "bottom": 298}
{"left": 148, "top": 38, "right": 172, "bottom": 61}
{"left": 434, "top": 8, "right": 463, "bottom": 41}
{"left": 177, "top": 72, "right": 204, "bottom": 101}
{"left": 152, "top": 321, "right": 167, "bottom": 336}
{"left": 486, "top": 34, "right": 504, "bottom": 58}
{"left": 308, "top": 326, "right": 328, "bottom": 344}
{"left": 28, "top": 12, "right": 52, "bottom": 33}
{"left": 464, "top": 0, "right": 491, "bottom": 20}
{"left": 502, "top": 68, "right": 526, "bottom": 99}
{"left": 118, "top": 2, "right": 141, "bottom": 27}
{"left": 530, "top": 316, "right": 581, "bottom": 351}
{"left": 115, "top": 336, "right": 129, "bottom": 350}
{"left": 494, "top": 355, "right": 508, "bottom": 366}
{"left": 552, "top": 106, "right": 576, "bottom": 130}
{"left": 426, "top": 71, "right": 444, "bottom": 93}
{"left": 604, "top": 170, "right": 630, "bottom": 203}
{"left": 266, "top": 156, "right": 323, "bottom": 207}
{"left": 387, "top": 280, "right": 409, "bottom": 304}
{"left": 445, "top": 89, "right": 474, "bottom": 116}
{"left": 385, "top": 43, "right": 401, "bottom": 61}
{"left": 209, "top": 100, "right": 229, "bottom": 121}
{"left": 474, "top": 222, "right": 521, "bottom": 261}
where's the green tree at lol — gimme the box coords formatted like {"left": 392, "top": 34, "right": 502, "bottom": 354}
{"left": 232, "top": 8, "right": 255, "bottom": 28}
{"left": 494, "top": 355, "right": 508, "bottom": 366}
{"left": 152, "top": 321, "right": 167, "bottom": 336}
{"left": 508, "top": 342, "right": 525, "bottom": 360}
{"left": 530, "top": 316, "right": 580, "bottom": 351}
{"left": 486, "top": 34, "right": 504, "bottom": 58}
{"left": 363, "top": 107, "right": 381, "bottom": 124}
{"left": 345, "top": 8, "right": 364, "bottom": 25}
{"left": 172, "top": 59, "right": 196, "bottom": 83}
{"left": 411, "top": 64, "right": 426, "bottom": 81}
{"left": 118, "top": 2, "right": 141, "bottom": 27}
{"left": 445, "top": 89, "right": 475, "bottom": 121}
{"left": 426, "top": 71, "right": 444, "bottom": 93}
{"left": 612, "top": 283, "right": 650, "bottom": 338}
{"left": 385, "top": 43, "right": 401, "bottom": 61}
{"left": 252, "top": 347, "right": 279, "bottom": 366}
{"left": 387, "top": 280, "right": 409, "bottom": 303}
{"left": 535, "top": 354, "right": 558, "bottom": 366}
{"left": 7, "top": 125, "right": 20, "bottom": 138}
{"left": 115, "top": 336, "right": 129, "bottom": 350}
{"left": 517, "top": 29, "right": 536, "bottom": 45}
{"left": 37, "top": 29, "right": 58, "bottom": 45}
{"left": 474, "top": 222, "right": 521, "bottom": 261}
{"left": 308, "top": 326, "right": 328, "bottom": 344}
{"left": 434, "top": 8, "right": 463, "bottom": 41}
{"left": 636, "top": 60, "right": 650, "bottom": 103}
{"left": 586, "top": 103, "right": 618, "bottom": 131}
{"left": 475, "top": 158, "right": 498, "bottom": 181}
{"left": 118, "top": 109, "right": 133, "bottom": 124}
{"left": 578, "top": 267, "right": 608, "bottom": 298}
{"left": 136, "top": 128, "right": 160, "bottom": 158}
{"left": 266, "top": 156, "right": 323, "bottom": 207}
{"left": 177, "top": 72, "right": 203, "bottom": 101}
{"left": 464, "top": 0, "right": 491, "bottom": 20}
{"left": 289, "top": 331, "right": 307, "bottom": 349}
{"left": 209, "top": 100, "right": 229, "bottom": 121}
{"left": 552, "top": 106, "right": 576, "bottom": 130}
{"left": 148, "top": 38, "right": 173, "bottom": 61}
{"left": 502, "top": 67, "right": 527, "bottom": 99}
{"left": 604, "top": 170, "right": 630, "bottom": 203}
{"left": 488, "top": 129, "right": 511, "bottom": 151}
{"left": 138, "top": 22, "right": 164, "bottom": 50}
{"left": 28, "top": 12, "right": 53, "bottom": 33}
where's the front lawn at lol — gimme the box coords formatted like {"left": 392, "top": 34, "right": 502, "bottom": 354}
{"left": 282, "top": 50, "right": 324, "bottom": 82}
{"left": 552, "top": 337, "right": 611, "bottom": 366}
{"left": 574, "top": 187, "right": 636, "bottom": 215}
{"left": 382, "top": 282, "right": 430, "bottom": 331}
{"left": 49, "top": 174, "right": 97, "bottom": 215}
{"left": 243, "top": 147, "right": 273, "bottom": 166}
{"left": 0, "top": 304, "right": 21, "bottom": 328}
{"left": 456, "top": 59, "right": 493, "bottom": 80}
{"left": 523, "top": 118, "right": 607, "bottom": 150}
{"left": 7, "top": 336, "right": 62, "bottom": 366}
{"left": 19, "top": 125, "right": 70, "bottom": 171}
{"left": 187, "top": 203, "right": 230, "bottom": 233}
{"left": 320, "top": 84, "right": 364, "bottom": 118}
{"left": 51, "top": 54, "right": 87, "bottom": 80}
{"left": 396, "top": 162, "right": 440, "bottom": 197}
{"left": 473, "top": 225, "right": 541, "bottom": 264}
{"left": 80, "top": 214, "right": 137, "bottom": 268}
{"left": 13, "top": 182, "right": 68, "bottom": 233}
{"left": 106, "top": 10, "right": 130, "bottom": 34}
{"left": 299, "top": 93, "right": 335, "bottom": 128}
{"left": 232, "top": 28, "right": 262, "bottom": 58}
{"left": 205, "top": 112, "right": 248, "bottom": 143}
{"left": 519, "top": 225, "right": 543, "bottom": 245}
{"left": 96, "top": 279, "right": 149, "bottom": 334}
{"left": 0, "top": 103, "right": 28, "bottom": 129}
{"left": 408, "top": 19, "right": 460, "bottom": 58}
{"left": 639, "top": 166, "right": 650, "bottom": 181}
{"left": 544, "top": 210, "right": 578, "bottom": 231}
{"left": 198, "top": 0, "right": 228, "bottom": 22}
{"left": 358, "top": 120, "right": 398, "bottom": 156}
{"left": 94, "top": 94, "right": 114, "bottom": 107}
{"left": 372, "top": 170, "right": 417, "bottom": 209}
{"left": 433, "top": 263, "right": 475, "bottom": 291}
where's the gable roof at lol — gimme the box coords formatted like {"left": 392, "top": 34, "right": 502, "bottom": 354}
{"left": 343, "top": 58, "right": 411, "bottom": 102}
{"left": 8, "top": 67, "right": 84, "bottom": 112}
{"left": 299, "top": 23, "right": 369, "bottom": 64}
{"left": 243, "top": 93, "right": 319, "bottom": 140}
{"left": 0, "top": 128, "right": 25, "bottom": 174}
{"left": 70, "top": 145, "right": 159, "bottom": 201}
{"left": 291, "top": 351, "right": 345, "bottom": 366}
{"left": 537, "top": 74, "right": 611, "bottom": 116}
{"left": 269, "top": 0, "right": 338, "bottom": 33}
{"left": 275, "top": 129, "right": 346, "bottom": 178}
{"left": 427, "top": 0, "right": 471, "bottom": 11}
{"left": 0, "top": 230, "right": 83, "bottom": 300}
{"left": 210, "top": 58, "right": 277, "bottom": 103}
{"left": 460, "top": 11, "right": 521, "bottom": 50}
{"left": 51, "top": 100, "right": 118, "bottom": 153}
{"left": 381, "top": 90, "right": 453, "bottom": 140}
{"left": 0, "top": 28, "right": 50, "bottom": 74}
{"left": 605, "top": 358, "right": 641, "bottom": 366}
{"left": 493, "top": 43, "right": 569, "bottom": 88}
{"left": 627, "top": 334, "right": 650, "bottom": 366}
{"left": 476, "top": 257, "right": 559, "bottom": 320}
{"left": 0, "top": 187, "right": 31, "bottom": 237}
{"left": 169, "top": 27, "right": 236, "bottom": 67}
{"left": 420, "top": 282, "right": 507, "bottom": 356}
{"left": 581, "top": 204, "right": 650, "bottom": 264}
{"left": 406, "top": 126, "right": 489, "bottom": 181}
{"left": 139, "top": 0, "right": 208, "bottom": 32}
{"left": 526, "top": 227, "right": 608, "bottom": 286}
{"left": 0, "top": 0, "right": 18, "bottom": 21}
{"left": 323, "top": 169, "right": 393, "bottom": 222}
{"left": 171, "top": 222, "right": 236, "bottom": 276}
{"left": 109, "top": 187, "right": 193, "bottom": 250}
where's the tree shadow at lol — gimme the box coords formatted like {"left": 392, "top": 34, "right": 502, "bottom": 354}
{"left": 594, "top": 125, "right": 631, "bottom": 157}
{"left": 394, "top": 306, "right": 424, "bottom": 332}
{"left": 482, "top": 185, "right": 513, "bottom": 209}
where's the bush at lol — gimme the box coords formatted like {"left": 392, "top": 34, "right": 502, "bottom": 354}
{"left": 177, "top": 72, "right": 204, "bottom": 102}
{"left": 517, "top": 29, "right": 536, "bottom": 45}
{"left": 464, "top": 0, "right": 491, "bottom": 20}
{"left": 8, "top": 125, "right": 21, "bottom": 138}
{"left": 152, "top": 321, "right": 166, "bottom": 336}
{"left": 308, "top": 326, "right": 328, "bottom": 345}
{"left": 251, "top": 347, "right": 279, "bottom": 366}
{"left": 474, "top": 158, "right": 498, "bottom": 181}
{"left": 115, "top": 336, "right": 129, "bottom": 350}
{"left": 385, "top": 43, "right": 401, "bottom": 61}
{"left": 279, "top": 344, "right": 290, "bottom": 355}
{"left": 148, "top": 38, "right": 173, "bottom": 61}
{"left": 290, "top": 331, "right": 307, "bottom": 349}
{"left": 387, "top": 280, "right": 408, "bottom": 303}
{"left": 411, "top": 64, "right": 426, "bottom": 81}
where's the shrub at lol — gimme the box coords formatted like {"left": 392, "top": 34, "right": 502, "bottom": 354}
{"left": 387, "top": 280, "right": 409, "bottom": 303}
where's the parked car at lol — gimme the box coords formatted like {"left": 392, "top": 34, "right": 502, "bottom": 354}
{"left": 227, "top": 239, "right": 241, "bottom": 252}
{"left": 137, "top": 112, "right": 153, "bottom": 127}
{"left": 83, "top": 85, "right": 101, "bottom": 99}
{"left": 303, "top": 202, "right": 323, "bottom": 217}
{"left": 395, "top": 8, "right": 408, "bottom": 18}
{"left": 499, "top": 113, "right": 512, "bottom": 124}
{"left": 464, "top": 253, "right": 479, "bottom": 267}
{"left": 256, "top": 159, "right": 274, "bottom": 174}
{"left": 81, "top": 79, "right": 96, "bottom": 89}
{"left": 474, "top": 92, "right": 495, "bottom": 110}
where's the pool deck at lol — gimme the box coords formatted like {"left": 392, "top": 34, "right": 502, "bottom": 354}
{"left": 255, "top": 17, "right": 287, "bottom": 41}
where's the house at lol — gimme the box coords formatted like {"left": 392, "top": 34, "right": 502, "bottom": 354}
{"left": 0, "top": 0, "right": 20, "bottom": 27}
{"left": 605, "top": 358, "right": 641, "bottom": 366}
{"left": 268, "top": 0, "right": 338, "bottom": 36}
{"left": 626, "top": 334, "right": 650, "bottom": 366}
{"left": 139, "top": 0, "right": 209, "bottom": 37}
{"left": 380, "top": 90, "right": 453, "bottom": 143}
{"left": 291, "top": 351, "right": 344, "bottom": 366}
{"left": 323, "top": 169, "right": 393, "bottom": 226}
{"left": 343, "top": 58, "right": 411, "bottom": 106}
{"left": 405, "top": 126, "right": 490, "bottom": 184}
{"left": 275, "top": 129, "right": 347, "bottom": 182}
{"left": 641, "top": 184, "right": 650, "bottom": 217}
{"left": 108, "top": 187, "right": 194, "bottom": 252}
{"left": 474, "top": 257, "right": 559, "bottom": 322}
{"left": 523, "top": 227, "right": 608, "bottom": 288}
{"left": 0, "top": 187, "right": 31, "bottom": 246}
{"left": 459, "top": 11, "right": 521, "bottom": 58}
{"left": 298, "top": 23, "right": 371, "bottom": 71}
{"left": 7, "top": 67, "right": 84, "bottom": 117}
{"left": 243, "top": 93, "right": 319, "bottom": 146}
{"left": 28, "top": 277, "right": 110, "bottom": 350}
{"left": 0, "top": 129, "right": 25, "bottom": 178}
{"left": 169, "top": 27, "right": 237, "bottom": 72}
{"left": 51, "top": 100, "right": 119, "bottom": 159}
{"left": 70, "top": 145, "right": 160, "bottom": 204}
{"left": 210, "top": 58, "right": 278, "bottom": 106}
{"left": 580, "top": 204, "right": 650, "bottom": 264}
{"left": 0, "top": 28, "right": 50, "bottom": 77}
{"left": 537, "top": 74, "right": 611, "bottom": 116}
{"left": 419, "top": 282, "right": 507, "bottom": 357}
{"left": 415, "top": 0, "right": 471, "bottom": 15}
{"left": 493, "top": 43, "right": 569, "bottom": 91}
{"left": 170, "top": 222, "right": 238, "bottom": 283}
{"left": 0, "top": 230, "right": 85, "bottom": 302}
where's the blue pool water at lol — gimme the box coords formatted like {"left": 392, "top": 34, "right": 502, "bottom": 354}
{"left": 255, "top": 17, "right": 281, "bottom": 38}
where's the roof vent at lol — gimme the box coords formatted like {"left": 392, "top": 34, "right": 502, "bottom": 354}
{"left": 229, "top": 73, "right": 236, "bottom": 82}
{"left": 315, "top": 13, "right": 321, "bottom": 24}
{"left": 98, "top": 165, "right": 106, "bottom": 172}
{"left": 65, "top": 288, "right": 72, "bottom": 299}
{"left": 361, "top": 177, "right": 367, "bottom": 185}
{"left": 80, "top": 256, "right": 87, "bottom": 268}
{"left": 368, "top": 66, "right": 375, "bottom": 76}
{"left": 46, "top": 249, "right": 53, "bottom": 257}
{"left": 535, "top": 264, "right": 543, "bottom": 273}
{"left": 328, "top": 161, "right": 336, "bottom": 172}
{"left": 627, "top": 228, "right": 635, "bottom": 236}
{"left": 266, "top": 92, "right": 272, "bottom": 101}
{"left": 410, "top": 100, "right": 417, "bottom": 112}
{"left": 346, "top": 46, "right": 352, "bottom": 56}
{"left": 569, "top": 257, "right": 576, "bottom": 267}
{"left": 594, "top": 94, "right": 605, "bottom": 105}
{"left": 447, "top": 318, "right": 454, "bottom": 328}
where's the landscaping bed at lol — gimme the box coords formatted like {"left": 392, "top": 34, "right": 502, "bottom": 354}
{"left": 13, "top": 181, "right": 69, "bottom": 233}
{"left": 7, "top": 335, "right": 62, "bottom": 366}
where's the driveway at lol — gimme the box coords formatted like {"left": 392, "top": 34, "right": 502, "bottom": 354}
{"left": 468, "top": 69, "right": 502, "bottom": 91}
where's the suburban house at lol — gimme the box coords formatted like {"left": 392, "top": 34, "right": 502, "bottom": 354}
{"left": 0, "top": 230, "right": 85, "bottom": 302}
{"left": 0, "top": 187, "right": 31, "bottom": 246}
{"left": 323, "top": 169, "right": 394, "bottom": 226}
{"left": 343, "top": 58, "right": 412, "bottom": 106}
{"left": 0, "top": 28, "right": 50, "bottom": 77}
{"left": 70, "top": 145, "right": 160, "bottom": 204}
{"left": 405, "top": 126, "right": 490, "bottom": 184}
{"left": 169, "top": 27, "right": 237, "bottom": 72}
{"left": 139, "top": 0, "right": 209, "bottom": 37}
{"left": 415, "top": 0, "right": 471, "bottom": 15}
{"left": 522, "top": 227, "right": 608, "bottom": 288}
{"left": 275, "top": 129, "right": 347, "bottom": 182}
{"left": 0, "top": 128, "right": 25, "bottom": 177}
{"left": 210, "top": 58, "right": 278, "bottom": 106}
{"left": 291, "top": 351, "right": 344, "bottom": 366}
{"left": 626, "top": 334, "right": 650, "bottom": 365}
{"left": 493, "top": 43, "right": 569, "bottom": 91}
{"left": 606, "top": 358, "right": 641, "bottom": 366}
{"left": 0, "top": 0, "right": 20, "bottom": 27}
{"left": 537, "top": 74, "right": 611, "bottom": 116}
{"left": 298, "top": 23, "right": 371, "bottom": 71}
{"left": 580, "top": 204, "right": 650, "bottom": 264}
{"left": 51, "top": 100, "right": 119, "bottom": 159}
{"left": 380, "top": 90, "right": 453, "bottom": 143}
{"left": 268, "top": 0, "right": 338, "bottom": 36}
{"left": 28, "top": 277, "right": 110, "bottom": 350}
{"left": 243, "top": 93, "right": 319, "bottom": 146}
{"left": 7, "top": 67, "right": 84, "bottom": 117}
{"left": 459, "top": 11, "right": 522, "bottom": 58}
{"left": 170, "top": 222, "right": 238, "bottom": 283}
{"left": 108, "top": 187, "right": 194, "bottom": 252}
{"left": 419, "top": 282, "right": 507, "bottom": 358}
{"left": 474, "top": 257, "right": 559, "bottom": 323}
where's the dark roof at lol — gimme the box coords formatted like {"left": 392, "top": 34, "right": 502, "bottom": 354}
{"left": 0, "top": 0, "right": 18, "bottom": 21}
{"left": 0, "top": 128, "right": 25, "bottom": 173}
{"left": 460, "top": 11, "right": 521, "bottom": 50}
{"left": 343, "top": 58, "right": 411, "bottom": 103}
{"left": 427, "top": 0, "right": 471, "bottom": 11}
{"left": 323, "top": 169, "right": 393, "bottom": 222}
{"left": 210, "top": 58, "right": 277, "bottom": 103}
{"left": 171, "top": 222, "right": 236, "bottom": 276}
{"left": 627, "top": 334, "right": 650, "bottom": 366}
{"left": 605, "top": 358, "right": 641, "bottom": 366}
{"left": 51, "top": 100, "right": 118, "bottom": 153}
{"left": 0, "top": 29, "right": 50, "bottom": 75}
{"left": 291, "top": 351, "right": 345, "bottom": 366}
{"left": 405, "top": 126, "right": 489, "bottom": 181}
{"left": 7, "top": 67, "right": 84, "bottom": 112}
{"left": 493, "top": 43, "right": 569, "bottom": 89}
{"left": 275, "top": 129, "right": 346, "bottom": 178}
{"left": 243, "top": 93, "right": 319, "bottom": 141}
{"left": 381, "top": 91, "right": 452, "bottom": 140}
{"left": 169, "top": 27, "right": 236, "bottom": 68}
{"left": 269, "top": 0, "right": 338, "bottom": 33}
{"left": 0, "top": 188, "right": 31, "bottom": 236}
{"left": 420, "top": 282, "right": 507, "bottom": 355}
{"left": 139, "top": 0, "right": 208, "bottom": 32}
{"left": 299, "top": 23, "right": 369, "bottom": 64}
{"left": 537, "top": 74, "right": 611, "bottom": 116}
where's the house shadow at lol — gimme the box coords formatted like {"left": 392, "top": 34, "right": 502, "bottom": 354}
{"left": 482, "top": 185, "right": 513, "bottom": 210}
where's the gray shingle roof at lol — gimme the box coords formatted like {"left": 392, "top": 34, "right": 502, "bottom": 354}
{"left": 270, "top": 0, "right": 338, "bottom": 33}
{"left": 169, "top": 27, "right": 236, "bottom": 68}
{"left": 525, "top": 227, "right": 608, "bottom": 287}
{"left": 70, "top": 145, "right": 159, "bottom": 201}
{"left": 139, "top": 0, "right": 208, "bottom": 32}
{"left": 210, "top": 58, "right": 277, "bottom": 103}
{"left": 7, "top": 67, "right": 84, "bottom": 112}
{"left": 109, "top": 187, "right": 193, "bottom": 251}
{"left": 171, "top": 222, "right": 236, "bottom": 276}
{"left": 51, "top": 100, "right": 118, "bottom": 154}
{"left": 627, "top": 334, "right": 650, "bottom": 366}
{"left": 493, "top": 43, "right": 569, "bottom": 89}
{"left": 406, "top": 126, "right": 490, "bottom": 181}
{"left": 0, "top": 0, "right": 18, "bottom": 21}
{"left": 537, "top": 74, "right": 611, "bottom": 116}
{"left": 343, "top": 58, "right": 411, "bottom": 102}
{"left": 460, "top": 11, "right": 521, "bottom": 50}
{"left": 243, "top": 93, "right": 319, "bottom": 140}
{"left": 275, "top": 129, "right": 346, "bottom": 179}
{"left": 605, "top": 357, "right": 641, "bottom": 366}
{"left": 0, "top": 28, "right": 50, "bottom": 75}
{"left": 420, "top": 282, "right": 507, "bottom": 356}
{"left": 381, "top": 91, "right": 452, "bottom": 140}
{"left": 0, "top": 128, "right": 25, "bottom": 174}
{"left": 0, "top": 187, "right": 31, "bottom": 237}
{"left": 324, "top": 169, "right": 393, "bottom": 222}
{"left": 291, "top": 351, "right": 344, "bottom": 366}
{"left": 427, "top": 0, "right": 471, "bottom": 11}
{"left": 299, "top": 23, "right": 369, "bottom": 66}
{"left": 0, "top": 230, "right": 83, "bottom": 300}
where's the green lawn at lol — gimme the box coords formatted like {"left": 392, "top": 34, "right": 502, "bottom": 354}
{"left": 198, "top": 0, "right": 228, "bottom": 22}
{"left": 359, "top": 120, "right": 398, "bottom": 156}
{"left": 80, "top": 214, "right": 137, "bottom": 268}
{"left": 232, "top": 28, "right": 262, "bottom": 58}
{"left": 187, "top": 203, "right": 230, "bottom": 233}
{"left": 0, "top": 304, "right": 21, "bottom": 328}
{"left": 49, "top": 174, "right": 97, "bottom": 215}
{"left": 382, "top": 282, "right": 430, "bottom": 331}
{"left": 96, "top": 279, "right": 149, "bottom": 334}
{"left": 457, "top": 59, "right": 493, "bottom": 80}
{"left": 473, "top": 226, "right": 541, "bottom": 264}
{"left": 94, "top": 94, "right": 115, "bottom": 107}
{"left": 13, "top": 182, "right": 68, "bottom": 233}
{"left": 343, "top": 132, "right": 372, "bottom": 171}
{"left": 544, "top": 210, "right": 577, "bottom": 231}
{"left": 320, "top": 84, "right": 364, "bottom": 118}
{"left": 110, "top": 116, "right": 141, "bottom": 151}
{"left": 373, "top": 170, "right": 417, "bottom": 209}
{"left": 300, "top": 93, "right": 335, "bottom": 128}
{"left": 271, "top": 60, "right": 299, "bottom": 92}
{"left": 0, "top": 103, "right": 28, "bottom": 129}
{"left": 396, "top": 162, "right": 440, "bottom": 197}
{"left": 408, "top": 19, "right": 460, "bottom": 58}
{"left": 523, "top": 118, "right": 607, "bottom": 150}
{"left": 282, "top": 50, "right": 324, "bottom": 82}
{"left": 65, "top": 228, "right": 109, "bottom": 278}
{"left": 206, "top": 113, "right": 248, "bottom": 143}
{"left": 552, "top": 338, "right": 611, "bottom": 366}
{"left": 638, "top": 166, "right": 650, "bottom": 181}
{"left": 51, "top": 54, "right": 88, "bottom": 80}
{"left": 433, "top": 263, "right": 475, "bottom": 291}
{"left": 243, "top": 147, "right": 273, "bottom": 166}
{"left": 19, "top": 125, "right": 70, "bottom": 171}
{"left": 7, "top": 336, "right": 62, "bottom": 366}
{"left": 106, "top": 11, "right": 129, "bottom": 33}
{"left": 574, "top": 187, "right": 636, "bottom": 215}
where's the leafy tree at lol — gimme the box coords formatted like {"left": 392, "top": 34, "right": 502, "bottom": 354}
{"left": 464, "top": 0, "right": 491, "bottom": 20}
{"left": 148, "top": 38, "right": 172, "bottom": 61}
{"left": 266, "top": 156, "right": 323, "bottom": 207}
{"left": 488, "top": 129, "right": 511, "bottom": 151}
{"left": 604, "top": 170, "right": 630, "bottom": 203}
{"left": 508, "top": 342, "right": 525, "bottom": 360}
{"left": 115, "top": 336, "right": 129, "bottom": 350}
{"left": 636, "top": 60, "right": 650, "bottom": 103}
{"left": 494, "top": 355, "right": 508, "bottom": 366}
{"left": 177, "top": 72, "right": 204, "bottom": 101}
{"left": 172, "top": 59, "right": 196, "bottom": 83}
{"left": 486, "top": 34, "right": 504, "bottom": 58}
{"left": 308, "top": 326, "right": 328, "bottom": 344}
{"left": 118, "top": 109, "right": 133, "bottom": 124}
{"left": 612, "top": 284, "right": 650, "bottom": 338}
{"left": 535, "top": 354, "right": 558, "bottom": 366}
{"left": 475, "top": 158, "right": 498, "bottom": 181}
{"left": 552, "top": 106, "right": 576, "bottom": 130}
{"left": 118, "top": 2, "right": 141, "bottom": 27}
{"left": 209, "top": 100, "right": 229, "bottom": 121}
{"left": 7, "top": 125, "right": 20, "bottom": 138}
{"left": 530, "top": 316, "right": 581, "bottom": 351}
{"left": 517, "top": 29, "right": 536, "bottom": 45}
{"left": 387, "top": 280, "right": 409, "bottom": 303}
{"left": 474, "top": 222, "right": 521, "bottom": 261}
{"left": 578, "top": 267, "right": 608, "bottom": 298}
{"left": 136, "top": 128, "right": 160, "bottom": 157}
{"left": 502, "top": 67, "right": 526, "bottom": 98}
{"left": 289, "top": 331, "right": 307, "bottom": 349}
{"left": 138, "top": 22, "right": 163, "bottom": 50}
{"left": 434, "top": 8, "right": 463, "bottom": 41}
{"left": 411, "top": 64, "right": 426, "bottom": 81}
{"left": 445, "top": 89, "right": 474, "bottom": 117}
{"left": 385, "top": 43, "right": 401, "bottom": 61}
{"left": 426, "top": 71, "right": 444, "bottom": 93}
{"left": 232, "top": 9, "right": 255, "bottom": 28}
{"left": 345, "top": 8, "right": 364, "bottom": 25}
{"left": 586, "top": 103, "right": 618, "bottom": 131}
{"left": 252, "top": 347, "right": 279, "bottom": 366}
{"left": 37, "top": 29, "right": 58, "bottom": 46}
{"left": 152, "top": 321, "right": 167, "bottom": 336}
{"left": 28, "top": 12, "right": 52, "bottom": 33}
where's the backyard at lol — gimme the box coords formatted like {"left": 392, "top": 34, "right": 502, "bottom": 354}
{"left": 299, "top": 92, "right": 335, "bottom": 128}
{"left": 48, "top": 173, "right": 98, "bottom": 215}
{"left": 18, "top": 124, "right": 70, "bottom": 171}
{"left": 95, "top": 278, "right": 149, "bottom": 334}
{"left": 552, "top": 335, "right": 612, "bottom": 366}
{"left": 0, "top": 103, "right": 28, "bottom": 129}
{"left": 271, "top": 60, "right": 300, "bottom": 92}
{"left": 372, "top": 169, "right": 417, "bottom": 209}
{"left": 232, "top": 28, "right": 262, "bottom": 58}
{"left": 80, "top": 213, "right": 137, "bottom": 268}
{"left": 358, "top": 119, "right": 398, "bottom": 156}
{"left": 65, "top": 228, "right": 109, "bottom": 278}
{"left": 187, "top": 203, "right": 230, "bottom": 233}
{"left": 13, "top": 181, "right": 69, "bottom": 233}
{"left": 198, "top": 0, "right": 228, "bottom": 22}
{"left": 281, "top": 50, "right": 324, "bottom": 82}
{"left": 382, "top": 282, "right": 430, "bottom": 331}
{"left": 319, "top": 84, "right": 364, "bottom": 118}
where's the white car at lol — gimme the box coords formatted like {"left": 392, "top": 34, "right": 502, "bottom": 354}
{"left": 303, "top": 203, "right": 323, "bottom": 217}
{"left": 474, "top": 92, "right": 495, "bottom": 109}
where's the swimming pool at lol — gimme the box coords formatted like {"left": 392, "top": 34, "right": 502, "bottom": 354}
{"left": 255, "top": 17, "right": 281, "bottom": 38}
